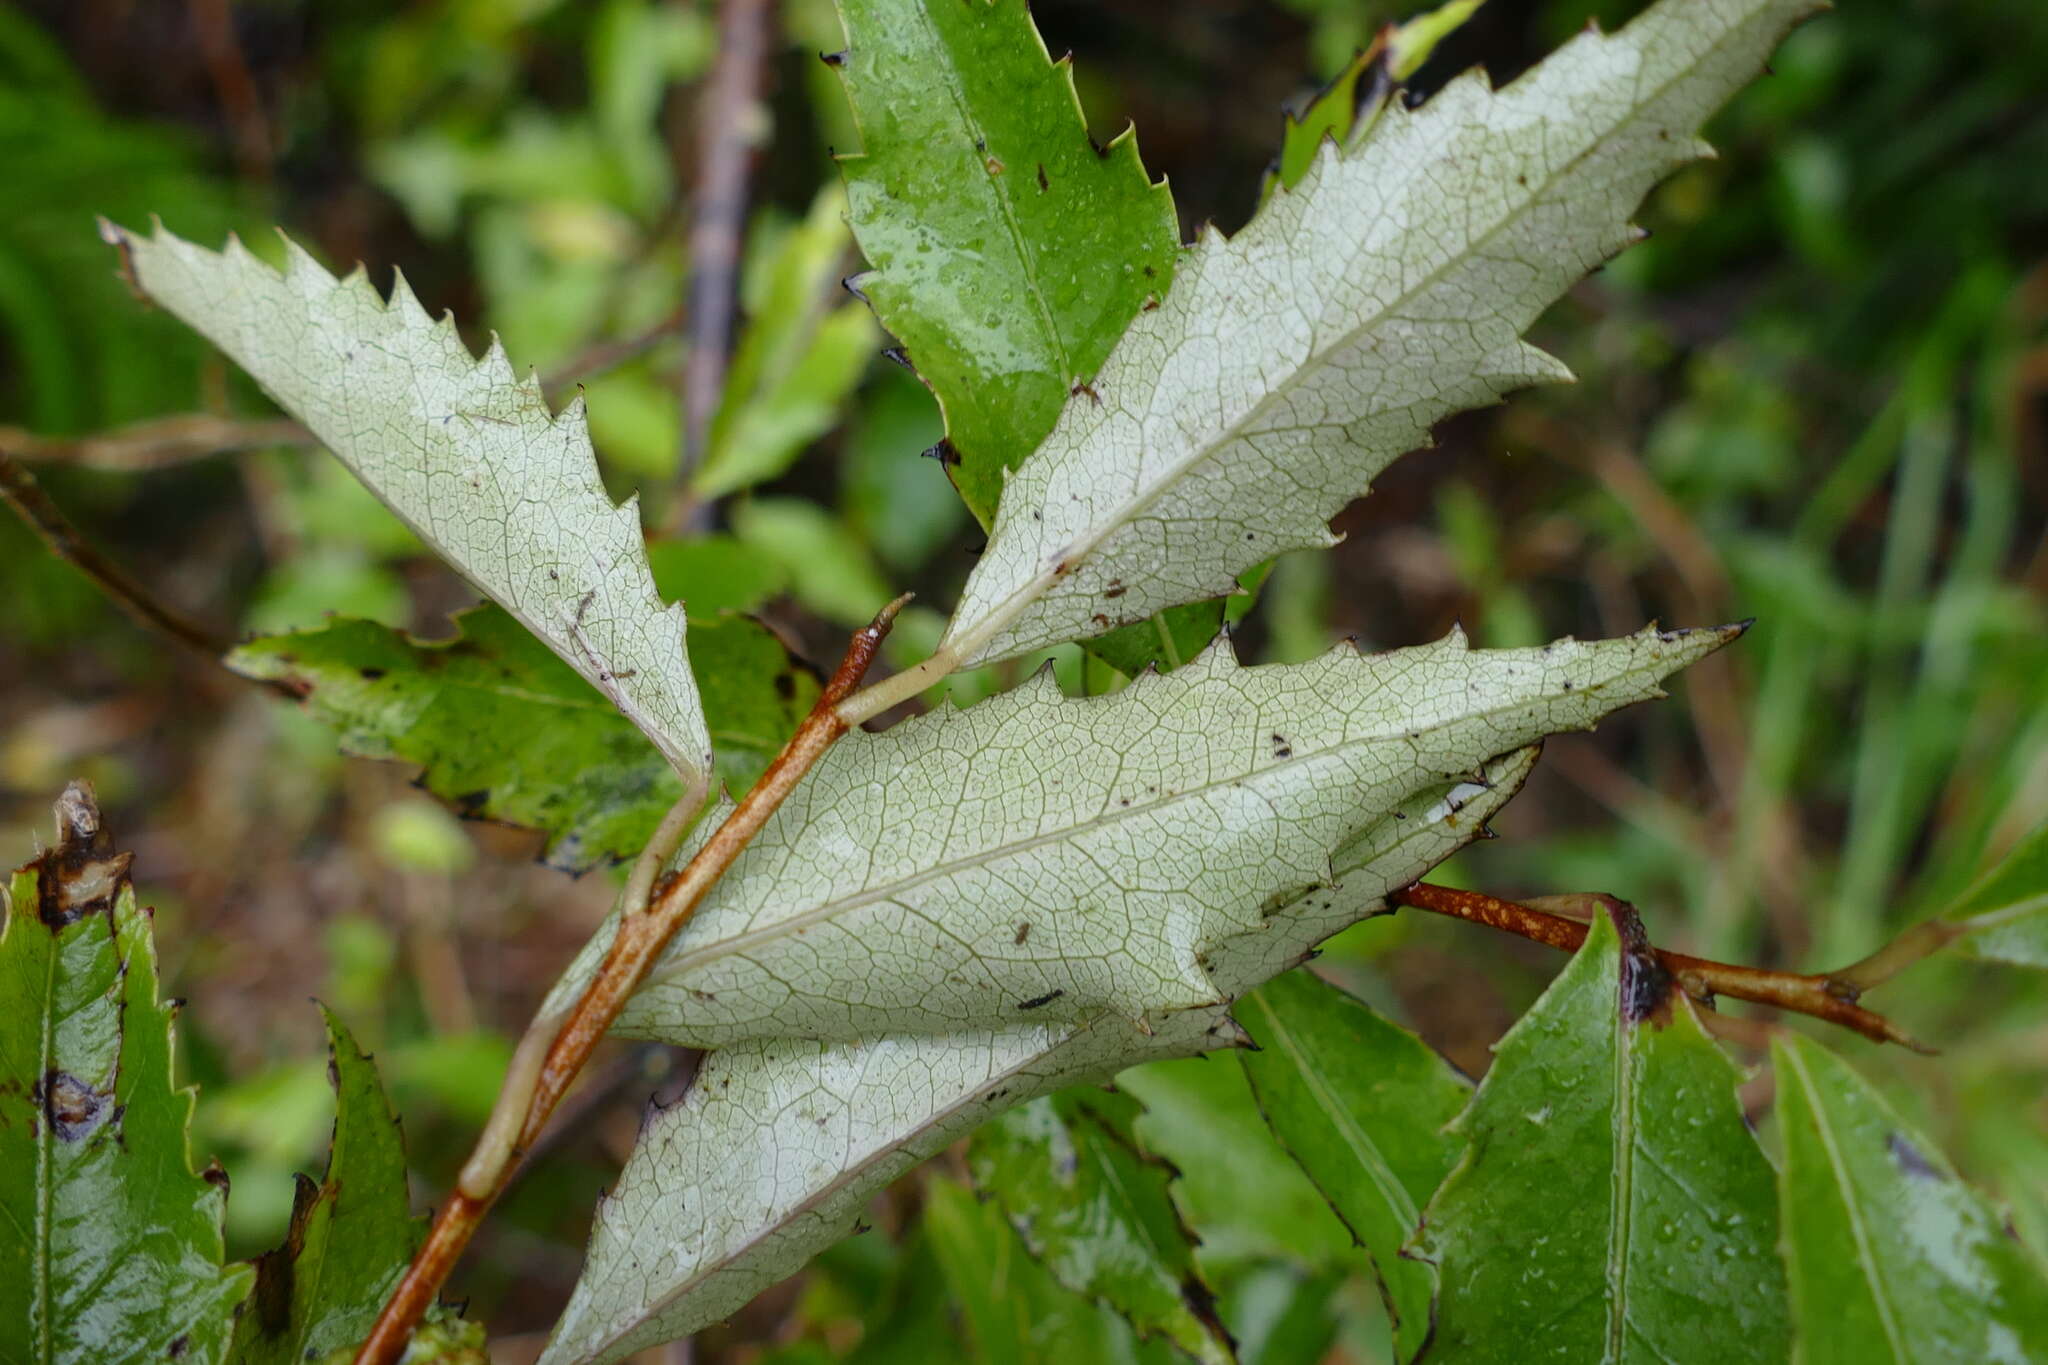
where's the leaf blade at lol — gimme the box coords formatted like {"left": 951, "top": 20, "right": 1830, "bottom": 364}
{"left": 231, "top": 1012, "right": 421, "bottom": 1365}
{"left": 539, "top": 749, "right": 1538, "bottom": 1363}
{"left": 0, "top": 786, "right": 252, "bottom": 1365}
{"left": 1411, "top": 911, "right": 1789, "bottom": 1363}
{"left": 228, "top": 607, "right": 818, "bottom": 871}
{"left": 600, "top": 625, "right": 1734, "bottom": 1047}
{"left": 831, "top": 0, "right": 1181, "bottom": 526}
{"left": 968, "top": 1088, "right": 1232, "bottom": 1364}
{"left": 938, "top": 0, "right": 1816, "bottom": 670}
{"left": 102, "top": 221, "right": 713, "bottom": 785}
{"left": 1948, "top": 819, "right": 2048, "bottom": 968}
{"left": 1236, "top": 972, "right": 1469, "bottom": 1361}
{"left": 1773, "top": 1032, "right": 2048, "bottom": 1365}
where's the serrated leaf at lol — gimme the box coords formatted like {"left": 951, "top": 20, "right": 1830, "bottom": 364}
{"left": 539, "top": 747, "right": 1529, "bottom": 1362}
{"left": 968, "top": 1087, "right": 1232, "bottom": 1365}
{"left": 1947, "top": 819, "right": 2048, "bottom": 968}
{"left": 232, "top": 1011, "right": 420, "bottom": 1365}
{"left": 1772, "top": 1032, "right": 2048, "bottom": 1364}
{"left": 1411, "top": 910, "right": 1789, "bottom": 1364}
{"left": 0, "top": 785, "right": 252, "bottom": 1364}
{"left": 1236, "top": 971, "right": 1469, "bottom": 1362}
{"left": 831, "top": 0, "right": 1181, "bottom": 528}
{"left": 228, "top": 606, "right": 818, "bottom": 871}
{"left": 581, "top": 625, "right": 1734, "bottom": 1047}
{"left": 101, "top": 221, "right": 713, "bottom": 785}
{"left": 935, "top": 0, "right": 1814, "bottom": 672}
{"left": 542, "top": 748, "right": 1534, "bottom": 1362}
{"left": 923, "top": 1177, "right": 1182, "bottom": 1365}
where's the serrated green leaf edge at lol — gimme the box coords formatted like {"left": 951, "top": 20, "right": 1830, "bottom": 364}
{"left": 228, "top": 606, "right": 818, "bottom": 872}
{"left": 1411, "top": 912, "right": 1789, "bottom": 1363}
{"left": 1237, "top": 971, "right": 1469, "bottom": 1362}
{"left": 0, "top": 786, "right": 252, "bottom": 1365}
{"left": 831, "top": 0, "right": 1181, "bottom": 528}
{"left": 231, "top": 1011, "right": 421, "bottom": 1364}
{"left": 1772, "top": 1032, "right": 2048, "bottom": 1365}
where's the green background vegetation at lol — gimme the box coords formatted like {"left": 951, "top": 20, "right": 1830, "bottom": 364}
{"left": 1, "top": 0, "right": 2043, "bottom": 1358}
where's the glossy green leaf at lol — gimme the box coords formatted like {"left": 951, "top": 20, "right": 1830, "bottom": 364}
{"left": 831, "top": 0, "right": 1181, "bottom": 527}
{"left": 228, "top": 605, "right": 818, "bottom": 871}
{"left": 968, "top": 1087, "right": 1231, "bottom": 1364}
{"left": 694, "top": 185, "right": 879, "bottom": 500}
{"left": 1949, "top": 820, "right": 2048, "bottom": 968}
{"left": 1236, "top": 971, "right": 1469, "bottom": 1361}
{"left": 0, "top": 785, "right": 252, "bottom": 1364}
{"left": 231, "top": 1012, "right": 421, "bottom": 1365}
{"left": 1773, "top": 1032, "right": 2048, "bottom": 1364}
{"left": 1412, "top": 911, "right": 1789, "bottom": 1363}
{"left": 1118, "top": 1053, "right": 1358, "bottom": 1276}
{"left": 923, "top": 1178, "right": 1180, "bottom": 1365}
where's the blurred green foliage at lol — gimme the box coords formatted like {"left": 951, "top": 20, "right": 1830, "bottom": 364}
{"left": 0, "top": 0, "right": 2043, "bottom": 1358}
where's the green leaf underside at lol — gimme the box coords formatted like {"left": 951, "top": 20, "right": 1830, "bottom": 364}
{"left": 1949, "top": 820, "right": 2048, "bottom": 968}
{"left": 232, "top": 1012, "right": 420, "bottom": 1365}
{"left": 561, "top": 625, "right": 1732, "bottom": 1047}
{"left": 1237, "top": 971, "right": 1469, "bottom": 1361}
{"left": 541, "top": 746, "right": 1543, "bottom": 1363}
{"left": 103, "top": 221, "right": 713, "bottom": 784}
{"left": 938, "top": 0, "right": 1815, "bottom": 673}
{"left": 1772, "top": 1033, "right": 2048, "bottom": 1365}
{"left": 832, "top": 0, "right": 1181, "bottom": 529}
{"left": 968, "top": 1088, "right": 1230, "bottom": 1365}
{"left": 0, "top": 795, "right": 251, "bottom": 1364}
{"left": 229, "top": 606, "right": 819, "bottom": 871}
{"left": 923, "top": 1178, "right": 1181, "bottom": 1365}
{"left": 1412, "top": 913, "right": 1789, "bottom": 1363}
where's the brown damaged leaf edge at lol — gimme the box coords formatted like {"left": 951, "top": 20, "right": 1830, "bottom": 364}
{"left": 34, "top": 781, "right": 135, "bottom": 930}
{"left": 1390, "top": 883, "right": 1933, "bottom": 1051}
{"left": 354, "top": 596, "right": 911, "bottom": 1365}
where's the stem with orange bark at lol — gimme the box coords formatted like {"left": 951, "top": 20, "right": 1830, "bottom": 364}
{"left": 353, "top": 597, "right": 909, "bottom": 1365}
{"left": 1391, "top": 882, "right": 1932, "bottom": 1052}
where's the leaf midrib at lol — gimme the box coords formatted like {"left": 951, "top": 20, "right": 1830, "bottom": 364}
{"left": 1780, "top": 1044, "right": 1912, "bottom": 1363}
{"left": 645, "top": 665, "right": 1644, "bottom": 993}
{"left": 949, "top": 15, "right": 1729, "bottom": 664}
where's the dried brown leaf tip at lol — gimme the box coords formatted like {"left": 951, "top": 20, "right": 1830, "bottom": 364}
{"left": 33, "top": 780, "right": 133, "bottom": 930}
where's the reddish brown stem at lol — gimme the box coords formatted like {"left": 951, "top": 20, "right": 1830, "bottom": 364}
{"left": 1392, "top": 882, "right": 1933, "bottom": 1052}
{"left": 354, "top": 597, "right": 908, "bottom": 1365}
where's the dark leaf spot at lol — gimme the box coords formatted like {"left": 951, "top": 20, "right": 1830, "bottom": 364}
{"left": 1016, "top": 989, "right": 1065, "bottom": 1011}
{"left": 38, "top": 1070, "right": 108, "bottom": 1142}
{"left": 1888, "top": 1132, "right": 1945, "bottom": 1181}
